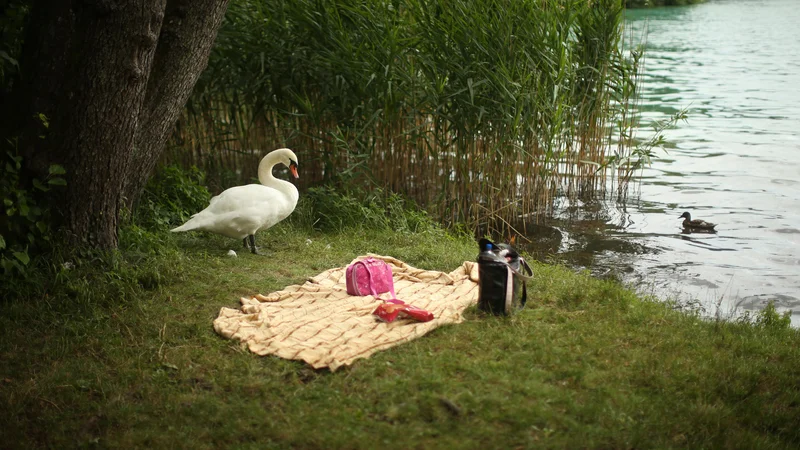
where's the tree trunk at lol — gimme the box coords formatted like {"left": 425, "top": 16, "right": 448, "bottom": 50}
{"left": 124, "top": 0, "right": 230, "bottom": 211}
{"left": 12, "top": 0, "right": 230, "bottom": 250}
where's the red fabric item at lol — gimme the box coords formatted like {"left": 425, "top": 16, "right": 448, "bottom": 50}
{"left": 373, "top": 299, "right": 434, "bottom": 323}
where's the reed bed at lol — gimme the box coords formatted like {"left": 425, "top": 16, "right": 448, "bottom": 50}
{"left": 164, "top": 0, "right": 640, "bottom": 234}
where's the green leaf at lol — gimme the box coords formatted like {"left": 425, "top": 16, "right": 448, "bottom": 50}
{"left": 37, "top": 113, "right": 49, "bottom": 128}
{"left": 48, "top": 178, "right": 67, "bottom": 186}
{"left": 1, "top": 258, "right": 16, "bottom": 272}
{"left": 49, "top": 164, "right": 66, "bottom": 175}
{"left": 0, "top": 235, "right": 5, "bottom": 250}
{"left": 0, "top": 50, "right": 18, "bottom": 67}
{"left": 32, "top": 179, "right": 48, "bottom": 191}
{"left": 13, "top": 251, "right": 30, "bottom": 265}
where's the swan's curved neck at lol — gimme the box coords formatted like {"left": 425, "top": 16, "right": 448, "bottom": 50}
{"left": 257, "top": 153, "right": 282, "bottom": 186}
{"left": 256, "top": 151, "right": 298, "bottom": 203}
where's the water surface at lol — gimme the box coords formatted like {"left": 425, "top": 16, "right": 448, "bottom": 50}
{"left": 537, "top": 0, "right": 800, "bottom": 324}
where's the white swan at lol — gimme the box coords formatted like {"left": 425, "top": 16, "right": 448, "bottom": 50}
{"left": 171, "top": 148, "right": 299, "bottom": 254}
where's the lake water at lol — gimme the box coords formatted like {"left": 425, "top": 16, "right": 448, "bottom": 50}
{"left": 535, "top": 0, "right": 800, "bottom": 325}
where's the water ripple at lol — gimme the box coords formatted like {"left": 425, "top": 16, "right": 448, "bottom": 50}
{"left": 599, "top": 1, "right": 800, "bottom": 325}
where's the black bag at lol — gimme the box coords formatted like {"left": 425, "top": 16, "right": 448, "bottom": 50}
{"left": 477, "top": 238, "right": 533, "bottom": 315}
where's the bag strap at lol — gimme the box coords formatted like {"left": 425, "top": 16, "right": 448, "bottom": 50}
{"left": 370, "top": 258, "right": 396, "bottom": 300}
{"left": 356, "top": 258, "right": 397, "bottom": 300}
{"left": 353, "top": 260, "right": 378, "bottom": 297}
{"left": 378, "top": 261, "right": 397, "bottom": 301}
{"left": 502, "top": 258, "right": 531, "bottom": 310}
{"left": 504, "top": 264, "right": 514, "bottom": 314}
{"left": 520, "top": 257, "right": 533, "bottom": 277}
{"left": 520, "top": 259, "right": 529, "bottom": 307}
{"left": 490, "top": 257, "right": 534, "bottom": 281}
{"left": 386, "top": 267, "right": 397, "bottom": 301}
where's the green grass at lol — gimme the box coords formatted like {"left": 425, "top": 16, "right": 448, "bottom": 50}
{"left": 1, "top": 222, "right": 799, "bottom": 449}
{"left": 627, "top": 0, "right": 705, "bottom": 7}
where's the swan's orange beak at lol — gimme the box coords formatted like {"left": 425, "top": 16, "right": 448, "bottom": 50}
{"left": 289, "top": 162, "right": 299, "bottom": 179}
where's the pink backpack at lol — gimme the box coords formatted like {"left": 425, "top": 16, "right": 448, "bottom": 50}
{"left": 346, "top": 257, "right": 396, "bottom": 300}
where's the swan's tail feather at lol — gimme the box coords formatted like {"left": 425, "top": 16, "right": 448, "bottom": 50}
{"left": 171, "top": 221, "right": 198, "bottom": 233}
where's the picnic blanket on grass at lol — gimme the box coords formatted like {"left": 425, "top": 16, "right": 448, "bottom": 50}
{"left": 213, "top": 254, "right": 480, "bottom": 371}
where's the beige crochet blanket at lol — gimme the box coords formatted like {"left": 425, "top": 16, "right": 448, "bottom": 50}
{"left": 213, "top": 254, "right": 479, "bottom": 371}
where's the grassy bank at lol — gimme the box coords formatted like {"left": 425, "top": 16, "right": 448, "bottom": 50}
{"left": 627, "top": 0, "right": 705, "bottom": 7}
{"left": 2, "top": 217, "right": 799, "bottom": 448}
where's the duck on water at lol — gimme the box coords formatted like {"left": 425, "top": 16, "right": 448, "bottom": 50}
{"left": 679, "top": 211, "right": 717, "bottom": 231}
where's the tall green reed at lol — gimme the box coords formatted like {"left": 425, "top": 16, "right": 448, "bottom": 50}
{"left": 165, "top": 0, "right": 638, "bottom": 236}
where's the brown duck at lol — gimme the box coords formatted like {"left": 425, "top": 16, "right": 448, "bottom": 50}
{"left": 679, "top": 212, "right": 716, "bottom": 230}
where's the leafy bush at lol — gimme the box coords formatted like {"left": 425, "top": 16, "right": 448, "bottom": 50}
{"left": 293, "top": 186, "right": 439, "bottom": 234}
{"left": 734, "top": 300, "right": 792, "bottom": 332}
{"left": 133, "top": 165, "right": 211, "bottom": 230}
{"left": 752, "top": 301, "right": 792, "bottom": 331}
{"left": 0, "top": 147, "right": 65, "bottom": 276}
{"left": 0, "top": 0, "right": 29, "bottom": 95}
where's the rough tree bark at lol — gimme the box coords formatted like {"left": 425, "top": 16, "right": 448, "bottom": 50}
{"left": 12, "top": 0, "right": 229, "bottom": 250}
{"left": 123, "top": 0, "right": 230, "bottom": 211}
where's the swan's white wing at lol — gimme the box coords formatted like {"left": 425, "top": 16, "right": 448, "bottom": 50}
{"left": 202, "top": 184, "right": 283, "bottom": 214}
{"left": 172, "top": 184, "right": 297, "bottom": 238}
